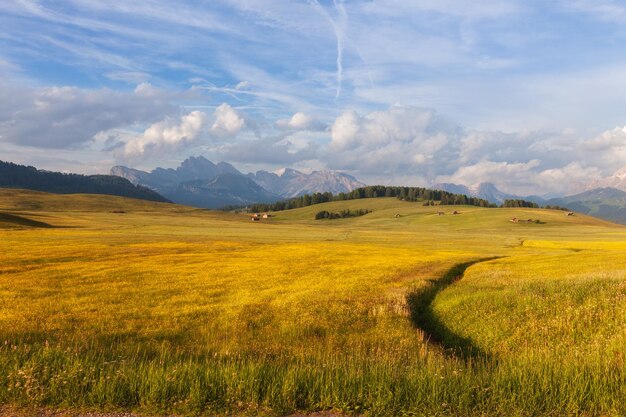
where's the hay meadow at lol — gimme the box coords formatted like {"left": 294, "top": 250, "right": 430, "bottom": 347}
{"left": 0, "top": 188, "right": 625, "bottom": 416}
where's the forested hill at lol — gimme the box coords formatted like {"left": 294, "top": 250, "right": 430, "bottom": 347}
{"left": 246, "top": 185, "right": 497, "bottom": 212}
{"left": 0, "top": 160, "right": 170, "bottom": 203}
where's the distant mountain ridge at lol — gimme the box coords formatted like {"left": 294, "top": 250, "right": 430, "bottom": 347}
{"left": 248, "top": 168, "right": 365, "bottom": 198}
{"left": 110, "top": 156, "right": 240, "bottom": 193}
{"left": 430, "top": 182, "right": 546, "bottom": 205}
{"left": 0, "top": 160, "right": 169, "bottom": 203}
{"left": 110, "top": 156, "right": 365, "bottom": 209}
{"left": 430, "top": 181, "right": 626, "bottom": 225}
{"left": 546, "top": 187, "right": 626, "bottom": 224}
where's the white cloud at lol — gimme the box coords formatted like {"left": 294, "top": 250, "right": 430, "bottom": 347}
{"left": 584, "top": 126, "right": 626, "bottom": 151}
{"left": 235, "top": 81, "right": 250, "bottom": 90}
{"left": 276, "top": 112, "right": 325, "bottom": 131}
{"left": 326, "top": 105, "right": 461, "bottom": 177}
{"left": 580, "top": 126, "right": 626, "bottom": 174}
{"left": 209, "top": 103, "right": 246, "bottom": 138}
{"left": 535, "top": 162, "right": 603, "bottom": 195}
{"left": 124, "top": 111, "right": 207, "bottom": 157}
{"left": 121, "top": 103, "right": 253, "bottom": 160}
{"left": 439, "top": 159, "right": 541, "bottom": 190}
{"left": 329, "top": 110, "right": 361, "bottom": 150}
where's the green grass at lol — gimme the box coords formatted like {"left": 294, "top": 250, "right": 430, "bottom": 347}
{"left": 1, "top": 189, "right": 625, "bottom": 416}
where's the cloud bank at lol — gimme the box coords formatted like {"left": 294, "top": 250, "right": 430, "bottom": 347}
{"left": 321, "top": 105, "right": 622, "bottom": 195}
{"left": 0, "top": 82, "right": 624, "bottom": 196}
{"left": 0, "top": 83, "right": 175, "bottom": 149}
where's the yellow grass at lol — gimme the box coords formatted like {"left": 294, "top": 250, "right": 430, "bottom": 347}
{"left": 1, "top": 189, "right": 625, "bottom": 415}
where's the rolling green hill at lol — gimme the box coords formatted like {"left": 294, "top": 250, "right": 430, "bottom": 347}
{"left": 547, "top": 187, "right": 626, "bottom": 224}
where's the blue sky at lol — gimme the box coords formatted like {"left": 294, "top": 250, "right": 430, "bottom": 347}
{"left": 2, "top": 0, "right": 626, "bottom": 194}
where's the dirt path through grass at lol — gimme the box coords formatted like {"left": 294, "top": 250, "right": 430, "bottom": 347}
{"left": 406, "top": 258, "right": 500, "bottom": 359}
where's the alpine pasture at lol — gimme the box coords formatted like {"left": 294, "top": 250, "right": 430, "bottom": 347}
{"left": 0, "top": 189, "right": 625, "bottom": 416}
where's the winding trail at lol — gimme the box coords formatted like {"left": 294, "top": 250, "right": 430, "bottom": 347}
{"left": 407, "top": 257, "right": 501, "bottom": 360}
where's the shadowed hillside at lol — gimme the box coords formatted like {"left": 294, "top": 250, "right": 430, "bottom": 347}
{"left": 0, "top": 212, "right": 53, "bottom": 229}
{"left": 0, "top": 160, "right": 170, "bottom": 203}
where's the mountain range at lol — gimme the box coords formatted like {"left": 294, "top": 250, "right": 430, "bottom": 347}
{"left": 247, "top": 168, "right": 365, "bottom": 198}
{"left": 429, "top": 182, "right": 541, "bottom": 205}
{"left": 430, "top": 181, "right": 626, "bottom": 225}
{"left": 110, "top": 156, "right": 365, "bottom": 209}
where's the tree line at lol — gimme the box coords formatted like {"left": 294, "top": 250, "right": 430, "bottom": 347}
{"left": 501, "top": 199, "right": 571, "bottom": 211}
{"left": 247, "top": 185, "right": 497, "bottom": 213}
{"left": 501, "top": 199, "right": 539, "bottom": 208}
{"left": 315, "top": 209, "right": 371, "bottom": 220}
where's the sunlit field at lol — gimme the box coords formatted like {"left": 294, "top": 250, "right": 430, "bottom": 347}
{"left": 1, "top": 189, "right": 625, "bottom": 416}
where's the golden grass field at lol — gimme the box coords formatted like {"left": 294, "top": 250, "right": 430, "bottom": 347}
{"left": 0, "top": 188, "right": 625, "bottom": 416}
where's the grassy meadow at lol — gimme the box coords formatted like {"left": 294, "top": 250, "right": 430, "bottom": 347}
{"left": 0, "top": 188, "right": 625, "bottom": 416}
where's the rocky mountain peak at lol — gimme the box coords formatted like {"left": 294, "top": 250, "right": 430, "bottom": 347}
{"left": 430, "top": 182, "right": 540, "bottom": 205}
{"left": 275, "top": 168, "right": 302, "bottom": 178}
{"left": 110, "top": 156, "right": 365, "bottom": 208}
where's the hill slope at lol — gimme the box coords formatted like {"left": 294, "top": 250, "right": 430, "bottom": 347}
{"left": 547, "top": 187, "right": 626, "bottom": 224}
{"left": 0, "top": 212, "right": 53, "bottom": 229}
{"left": 431, "top": 181, "right": 626, "bottom": 224}
{"left": 0, "top": 160, "right": 169, "bottom": 203}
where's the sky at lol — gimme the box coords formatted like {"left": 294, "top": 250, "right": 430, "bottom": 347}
{"left": 2, "top": 0, "right": 626, "bottom": 195}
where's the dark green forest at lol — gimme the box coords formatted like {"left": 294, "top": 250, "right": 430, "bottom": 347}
{"left": 501, "top": 199, "right": 539, "bottom": 208}
{"left": 0, "top": 160, "right": 170, "bottom": 202}
{"left": 315, "top": 209, "right": 371, "bottom": 220}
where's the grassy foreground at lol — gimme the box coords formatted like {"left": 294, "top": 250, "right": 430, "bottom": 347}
{"left": 0, "top": 189, "right": 625, "bottom": 416}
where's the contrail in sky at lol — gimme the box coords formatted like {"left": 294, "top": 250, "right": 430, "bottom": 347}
{"left": 309, "top": 0, "right": 346, "bottom": 100}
